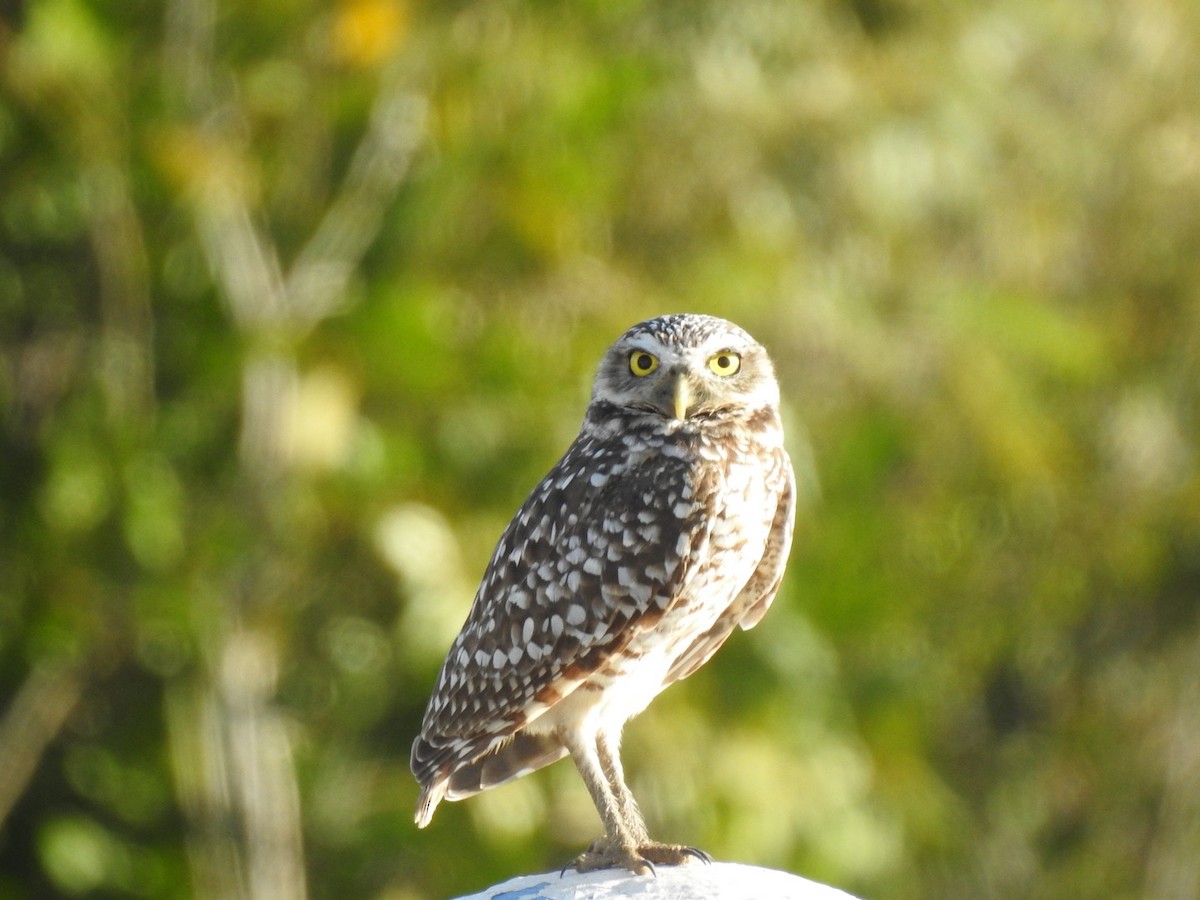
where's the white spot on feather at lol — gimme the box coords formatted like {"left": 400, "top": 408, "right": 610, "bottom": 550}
{"left": 629, "top": 582, "right": 653, "bottom": 605}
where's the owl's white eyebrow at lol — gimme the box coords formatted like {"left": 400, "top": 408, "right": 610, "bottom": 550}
{"left": 620, "top": 337, "right": 665, "bottom": 354}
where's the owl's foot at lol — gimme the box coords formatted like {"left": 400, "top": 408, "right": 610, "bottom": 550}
{"left": 569, "top": 838, "right": 712, "bottom": 875}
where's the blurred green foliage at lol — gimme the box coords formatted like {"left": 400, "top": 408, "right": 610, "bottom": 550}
{"left": 2, "top": 0, "right": 1199, "bottom": 898}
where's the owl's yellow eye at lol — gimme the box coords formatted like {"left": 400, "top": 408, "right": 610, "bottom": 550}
{"left": 629, "top": 351, "right": 659, "bottom": 376}
{"left": 708, "top": 351, "right": 741, "bottom": 377}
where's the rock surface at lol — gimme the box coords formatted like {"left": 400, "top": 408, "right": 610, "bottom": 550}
{"left": 454, "top": 861, "right": 861, "bottom": 900}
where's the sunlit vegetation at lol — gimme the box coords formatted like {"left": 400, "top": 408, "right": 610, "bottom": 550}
{"left": 1, "top": 1, "right": 1198, "bottom": 898}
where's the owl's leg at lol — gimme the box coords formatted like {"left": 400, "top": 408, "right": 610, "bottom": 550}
{"left": 594, "top": 729, "right": 648, "bottom": 844}
{"left": 567, "top": 727, "right": 711, "bottom": 874}
{"left": 564, "top": 728, "right": 652, "bottom": 874}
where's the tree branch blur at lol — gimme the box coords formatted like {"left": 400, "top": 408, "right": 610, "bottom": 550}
{"left": 160, "top": 0, "right": 425, "bottom": 897}
{"left": 1143, "top": 633, "right": 1200, "bottom": 900}
{"left": 0, "top": 664, "right": 84, "bottom": 831}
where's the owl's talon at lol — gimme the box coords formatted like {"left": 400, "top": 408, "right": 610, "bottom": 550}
{"left": 637, "top": 841, "right": 711, "bottom": 868}
{"left": 561, "top": 838, "right": 612, "bottom": 877}
{"left": 683, "top": 846, "right": 713, "bottom": 864}
{"left": 568, "top": 840, "right": 707, "bottom": 875}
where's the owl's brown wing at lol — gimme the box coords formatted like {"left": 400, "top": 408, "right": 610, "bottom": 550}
{"left": 662, "top": 447, "right": 794, "bottom": 687}
{"left": 410, "top": 425, "right": 720, "bottom": 822}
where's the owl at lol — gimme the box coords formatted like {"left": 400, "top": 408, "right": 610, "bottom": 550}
{"left": 411, "top": 313, "right": 795, "bottom": 874}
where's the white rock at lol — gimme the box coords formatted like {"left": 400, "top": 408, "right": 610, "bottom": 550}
{"left": 454, "top": 861, "right": 861, "bottom": 900}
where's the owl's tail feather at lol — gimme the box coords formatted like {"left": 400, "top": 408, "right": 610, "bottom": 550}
{"left": 447, "top": 731, "right": 568, "bottom": 800}
{"left": 413, "top": 732, "right": 567, "bottom": 827}
{"left": 414, "top": 781, "right": 446, "bottom": 828}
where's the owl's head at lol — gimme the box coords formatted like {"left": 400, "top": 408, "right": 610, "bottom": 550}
{"left": 590, "top": 314, "right": 781, "bottom": 423}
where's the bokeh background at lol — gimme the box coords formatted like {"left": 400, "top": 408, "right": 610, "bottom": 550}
{"left": 2, "top": 0, "right": 1199, "bottom": 898}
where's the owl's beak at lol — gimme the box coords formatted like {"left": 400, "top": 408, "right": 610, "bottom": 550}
{"left": 672, "top": 373, "right": 693, "bottom": 420}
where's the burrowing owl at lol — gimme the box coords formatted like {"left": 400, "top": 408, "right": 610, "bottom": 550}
{"left": 411, "top": 313, "right": 795, "bottom": 873}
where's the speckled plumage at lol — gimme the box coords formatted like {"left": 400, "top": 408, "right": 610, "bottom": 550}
{"left": 411, "top": 314, "right": 795, "bottom": 872}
